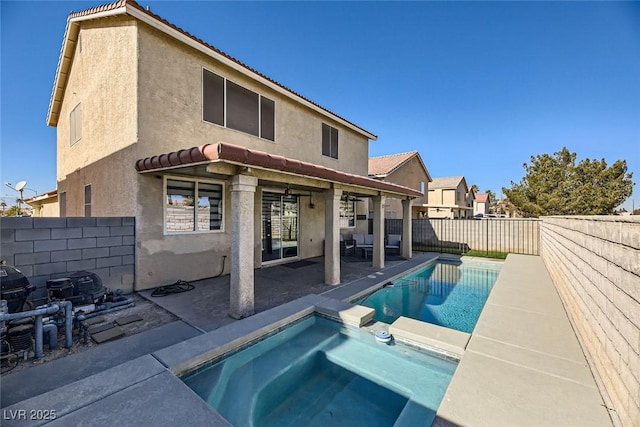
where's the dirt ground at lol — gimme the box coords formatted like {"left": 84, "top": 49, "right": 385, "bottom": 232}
{"left": 2, "top": 293, "right": 177, "bottom": 376}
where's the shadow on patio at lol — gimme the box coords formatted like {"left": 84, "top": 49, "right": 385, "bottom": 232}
{"left": 139, "top": 254, "right": 420, "bottom": 332}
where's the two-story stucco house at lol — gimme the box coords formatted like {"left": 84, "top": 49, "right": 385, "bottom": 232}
{"left": 47, "top": 0, "right": 420, "bottom": 318}
{"left": 426, "top": 176, "right": 473, "bottom": 219}
{"left": 368, "top": 151, "right": 431, "bottom": 218}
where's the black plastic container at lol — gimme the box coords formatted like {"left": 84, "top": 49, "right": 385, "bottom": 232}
{"left": 0, "top": 265, "right": 35, "bottom": 313}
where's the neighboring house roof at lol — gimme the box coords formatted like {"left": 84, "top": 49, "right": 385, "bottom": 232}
{"left": 429, "top": 176, "right": 467, "bottom": 190}
{"left": 135, "top": 142, "right": 422, "bottom": 198}
{"left": 475, "top": 193, "right": 490, "bottom": 203}
{"left": 23, "top": 189, "right": 58, "bottom": 204}
{"left": 47, "top": 0, "right": 376, "bottom": 141}
{"left": 368, "top": 151, "right": 432, "bottom": 182}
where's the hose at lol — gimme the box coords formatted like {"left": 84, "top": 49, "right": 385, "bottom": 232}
{"left": 150, "top": 280, "right": 195, "bottom": 297}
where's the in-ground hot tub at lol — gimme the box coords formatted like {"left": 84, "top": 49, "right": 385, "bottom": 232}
{"left": 182, "top": 315, "right": 457, "bottom": 427}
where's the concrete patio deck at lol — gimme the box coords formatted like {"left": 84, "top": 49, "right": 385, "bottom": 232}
{"left": 1, "top": 253, "right": 613, "bottom": 426}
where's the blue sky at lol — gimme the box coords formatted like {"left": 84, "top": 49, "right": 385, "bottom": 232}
{"left": 1, "top": 1, "right": 639, "bottom": 210}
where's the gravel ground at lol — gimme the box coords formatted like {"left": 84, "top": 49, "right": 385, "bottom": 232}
{"left": 2, "top": 293, "right": 178, "bottom": 376}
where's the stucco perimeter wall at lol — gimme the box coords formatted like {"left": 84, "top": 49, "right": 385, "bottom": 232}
{"left": 540, "top": 216, "right": 640, "bottom": 426}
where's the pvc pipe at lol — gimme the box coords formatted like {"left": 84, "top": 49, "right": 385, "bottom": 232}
{"left": 34, "top": 315, "right": 44, "bottom": 358}
{"left": 58, "top": 300, "right": 73, "bottom": 348}
{"left": 0, "top": 303, "right": 60, "bottom": 321}
{"left": 75, "top": 302, "right": 135, "bottom": 321}
{"left": 43, "top": 323, "right": 58, "bottom": 350}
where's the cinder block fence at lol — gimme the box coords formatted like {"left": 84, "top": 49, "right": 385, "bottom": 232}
{"left": 0, "top": 217, "right": 135, "bottom": 300}
{"left": 541, "top": 216, "right": 640, "bottom": 427}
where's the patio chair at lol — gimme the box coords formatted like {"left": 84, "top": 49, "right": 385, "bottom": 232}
{"left": 340, "top": 235, "right": 356, "bottom": 256}
{"left": 386, "top": 234, "right": 401, "bottom": 254}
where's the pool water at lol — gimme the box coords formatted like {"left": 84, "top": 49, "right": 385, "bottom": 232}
{"left": 182, "top": 315, "right": 456, "bottom": 427}
{"left": 357, "top": 259, "right": 502, "bottom": 333}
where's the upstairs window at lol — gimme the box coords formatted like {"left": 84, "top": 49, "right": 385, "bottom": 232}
{"left": 70, "top": 103, "right": 82, "bottom": 145}
{"left": 202, "top": 69, "right": 275, "bottom": 141}
{"left": 322, "top": 123, "right": 338, "bottom": 159}
{"left": 165, "top": 177, "right": 224, "bottom": 233}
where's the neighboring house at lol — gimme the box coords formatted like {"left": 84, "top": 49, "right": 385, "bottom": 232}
{"left": 426, "top": 176, "right": 473, "bottom": 219}
{"left": 473, "top": 193, "right": 491, "bottom": 216}
{"left": 24, "top": 190, "right": 59, "bottom": 217}
{"left": 47, "top": 0, "right": 420, "bottom": 318}
{"left": 368, "top": 151, "right": 431, "bottom": 218}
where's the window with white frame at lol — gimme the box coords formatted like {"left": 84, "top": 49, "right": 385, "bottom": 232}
{"left": 165, "top": 177, "right": 224, "bottom": 233}
{"left": 202, "top": 69, "right": 275, "bottom": 141}
{"left": 339, "top": 199, "right": 356, "bottom": 228}
{"left": 322, "top": 123, "right": 338, "bottom": 159}
{"left": 70, "top": 103, "right": 82, "bottom": 145}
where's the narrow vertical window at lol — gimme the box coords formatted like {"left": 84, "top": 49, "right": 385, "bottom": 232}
{"left": 203, "top": 69, "right": 224, "bottom": 125}
{"left": 59, "top": 192, "right": 67, "bottom": 217}
{"left": 260, "top": 96, "right": 275, "bottom": 141}
{"left": 70, "top": 103, "right": 82, "bottom": 145}
{"left": 322, "top": 123, "right": 338, "bottom": 159}
{"left": 84, "top": 184, "right": 92, "bottom": 217}
{"left": 420, "top": 181, "right": 425, "bottom": 193}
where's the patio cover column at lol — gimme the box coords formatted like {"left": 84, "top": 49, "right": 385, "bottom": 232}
{"left": 229, "top": 174, "right": 258, "bottom": 319}
{"left": 324, "top": 188, "right": 342, "bottom": 285}
{"left": 402, "top": 198, "right": 413, "bottom": 259}
{"left": 372, "top": 195, "right": 385, "bottom": 269}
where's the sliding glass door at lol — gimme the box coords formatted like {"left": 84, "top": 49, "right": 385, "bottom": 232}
{"left": 262, "top": 192, "right": 298, "bottom": 263}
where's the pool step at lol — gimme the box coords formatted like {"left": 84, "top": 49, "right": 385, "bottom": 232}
{"left": 213, "top": 324, "right": 340, "bottom": 426}
{"left": 322, "top": 336, "right": 454, "bottom": 420}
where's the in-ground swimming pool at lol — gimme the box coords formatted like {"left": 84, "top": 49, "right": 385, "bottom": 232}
{"left": 356, "top": 259, "right": 502, "bottom": 333}
{"left": 182, "top": 315, "right": 456, "bottom": 427}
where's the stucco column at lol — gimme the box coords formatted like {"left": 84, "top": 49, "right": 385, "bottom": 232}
{"left": 229, "top": 174, "right": 258, "bottom": 319}
{"left": 372, "top": 195, "right": 385, "bottom": 269}
{"left": 402, "top": 198, "right": 413, "bottom": 259}
{"left": 324, "top": 188, "right": 342, "bottom": 285}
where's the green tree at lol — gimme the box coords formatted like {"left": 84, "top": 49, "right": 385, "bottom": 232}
{"left": 503, "top": 147, "right": 634, "bottom": 217}
{"left": 4, "top": 205, "right": 23, "bottom": 217}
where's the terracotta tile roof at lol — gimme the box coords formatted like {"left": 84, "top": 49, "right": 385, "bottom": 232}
{"left": 49, "top": 0, "right": 375, "bottom": 140}
{"left": 429, "top": 176, "right": 466, "bottom": 190}
{"left": 135, "top": 142, "right": 422, "bottom": 198}
{"left": 368, "top": 151, "right": 417, "bottom": 177}
{"left": 475, "top": 193, "right": 489, "bottom": 203}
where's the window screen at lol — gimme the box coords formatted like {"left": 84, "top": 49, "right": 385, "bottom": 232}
{"left": 226, "top": 80, "right": 259, "bottom": 136}
{"left": 322, "top": 123, "right": 338, "bottom": 159}
{"left": 203, "top": 70, "right": 224, "bottom": 125}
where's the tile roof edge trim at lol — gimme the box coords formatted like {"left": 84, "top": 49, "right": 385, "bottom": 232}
{"left": 136, "top": 143, "right": 422, "bottom": 197}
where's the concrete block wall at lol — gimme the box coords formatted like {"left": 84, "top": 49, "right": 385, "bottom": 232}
{"left": 1, "top": 217, "right": 135, "bottom": 299}
{"left": 541, "top": 216, "right": 640, "bottom": 427}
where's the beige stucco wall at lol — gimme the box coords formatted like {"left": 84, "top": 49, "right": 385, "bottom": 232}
{"left": 541, "top": 216, "right": 640, "bottom": 427}
{"left": 135, "top": 22, "right": 369, "bottom": 176}
{"left": 54, "top": 16, "right": 376, "bottom": 290}
{"left": 57, "top": 17, "right": 138, "bottom": 184}
{"left": 375, "top": 157, "right": 429, "bottom": 219}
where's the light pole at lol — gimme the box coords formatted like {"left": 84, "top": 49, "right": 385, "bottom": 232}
{"left": 5, "top": 181, "right": 28, "bottom": 216}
